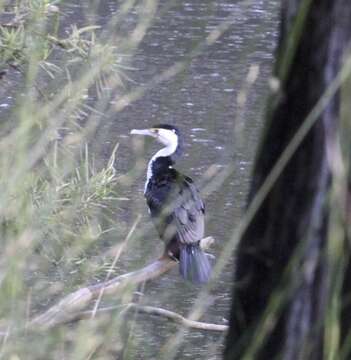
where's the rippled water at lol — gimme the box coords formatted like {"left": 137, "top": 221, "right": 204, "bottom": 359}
{"left": 89, "top": 1, "right": 279, "bottom": 358}
{"left": 1, "top": 0, "right": 279, "bottom": 358}
{"left": 69, "top": 1, "right": 278, "bottom": 358}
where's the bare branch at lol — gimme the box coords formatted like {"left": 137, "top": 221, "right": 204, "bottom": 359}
{"left": 77, "top": 303, "right": 228, "bottom": 332}
{"left": 30, "top": 236, "right": 214, "bottom": 330}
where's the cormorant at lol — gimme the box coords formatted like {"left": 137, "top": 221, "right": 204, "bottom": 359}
{"left": 130, "top": 124, "right": 211, "bottom": 284}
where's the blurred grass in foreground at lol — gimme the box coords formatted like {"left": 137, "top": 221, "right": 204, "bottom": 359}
{"left": 0, "top": 0, "right": 147, "bottom": 358}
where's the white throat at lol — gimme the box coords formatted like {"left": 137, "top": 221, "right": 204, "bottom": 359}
{"left": 144, "top": 139, "right": 178, "bottom": 193}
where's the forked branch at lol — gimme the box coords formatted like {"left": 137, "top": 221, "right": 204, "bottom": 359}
{"left": 30, "top": 236, "right": 215, "bottom": 330}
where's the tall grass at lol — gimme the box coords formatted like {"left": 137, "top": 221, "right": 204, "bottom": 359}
{"left": 0, "top": 1, "right": 145, "bottom": 358}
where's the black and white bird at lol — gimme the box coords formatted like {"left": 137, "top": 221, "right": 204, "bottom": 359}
{"left": 130, "top": 124, "right": 211, "bottom": 284}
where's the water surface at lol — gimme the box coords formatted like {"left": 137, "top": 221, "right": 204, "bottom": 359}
{"left": 2, "top": 0, "right": 279, "bottom": 358}
{"left": 86, "top": 1, "right": 279, "bottom": 358}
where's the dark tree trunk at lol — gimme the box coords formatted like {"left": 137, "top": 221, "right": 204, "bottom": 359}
{"left": 225, "top": 1, "right": 351, "bottom": 359}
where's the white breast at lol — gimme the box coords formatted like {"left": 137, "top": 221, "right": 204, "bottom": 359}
{"left": 143, "top": 139, "right": 178, "bottom": 194}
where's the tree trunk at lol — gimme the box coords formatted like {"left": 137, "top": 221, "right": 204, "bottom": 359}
{"left": 225, "top": 0, "right": 351, "bottom": 359}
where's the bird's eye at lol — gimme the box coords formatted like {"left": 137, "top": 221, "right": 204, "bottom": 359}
{"left": 153, "top": 129, "right": 159, "bottom": 134}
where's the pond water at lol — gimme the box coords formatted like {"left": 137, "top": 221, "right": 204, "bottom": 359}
{"left": 65, "top": 0, "right": 279, "bottom": 359}
{"left": 88, "top": 1, "right": 279, "bottom": 358}
{"left": 1, "top": 0, "right": 279, "bottom": 358}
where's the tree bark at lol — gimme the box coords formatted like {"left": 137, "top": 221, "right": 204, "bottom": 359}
{"left": 225, "top": 0, "right": 351, "bottom": 359}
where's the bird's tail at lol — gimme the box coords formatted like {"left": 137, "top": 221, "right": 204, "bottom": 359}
{"left": 179, "top": 244, "right": 211, "bottom": 284}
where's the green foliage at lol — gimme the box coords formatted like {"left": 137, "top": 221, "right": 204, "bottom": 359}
{"left": 0, "top": 1, "right": 136, "bottom": 358}
{"left": 0, "top": 26, "right": 25, "bottom": 66}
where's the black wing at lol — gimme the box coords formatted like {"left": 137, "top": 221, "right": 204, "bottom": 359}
{"left": 145, "top": 171, "right": 205, "bottom": 246}
{"left": 173, "top": 176, "right": 205, "bottom": 245}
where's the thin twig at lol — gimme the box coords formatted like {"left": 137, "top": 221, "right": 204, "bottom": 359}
{"left": 77, "top": 303, "right": 228, "bottom": 332}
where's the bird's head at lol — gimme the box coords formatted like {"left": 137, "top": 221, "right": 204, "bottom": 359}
{"left": 130, "top": 124, "right": 180, "bottom": 149}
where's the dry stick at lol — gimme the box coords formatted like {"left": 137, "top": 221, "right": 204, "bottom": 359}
{"left": 30, "top": 236, "right": 214, "bottom": 330}
{"left": 77, "top": 303, "right": 228, "bottom": 332}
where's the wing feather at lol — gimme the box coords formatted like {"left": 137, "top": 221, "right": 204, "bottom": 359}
{"left": 145, "top": 170, "right": 205, "bottom": 246}
{"left": 173, "top": 178, "right": 204, "bottom": 245}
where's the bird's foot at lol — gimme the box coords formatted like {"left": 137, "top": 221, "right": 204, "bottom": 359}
{"left": 167, "top": 251, "right": 179, "bottom": 263}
